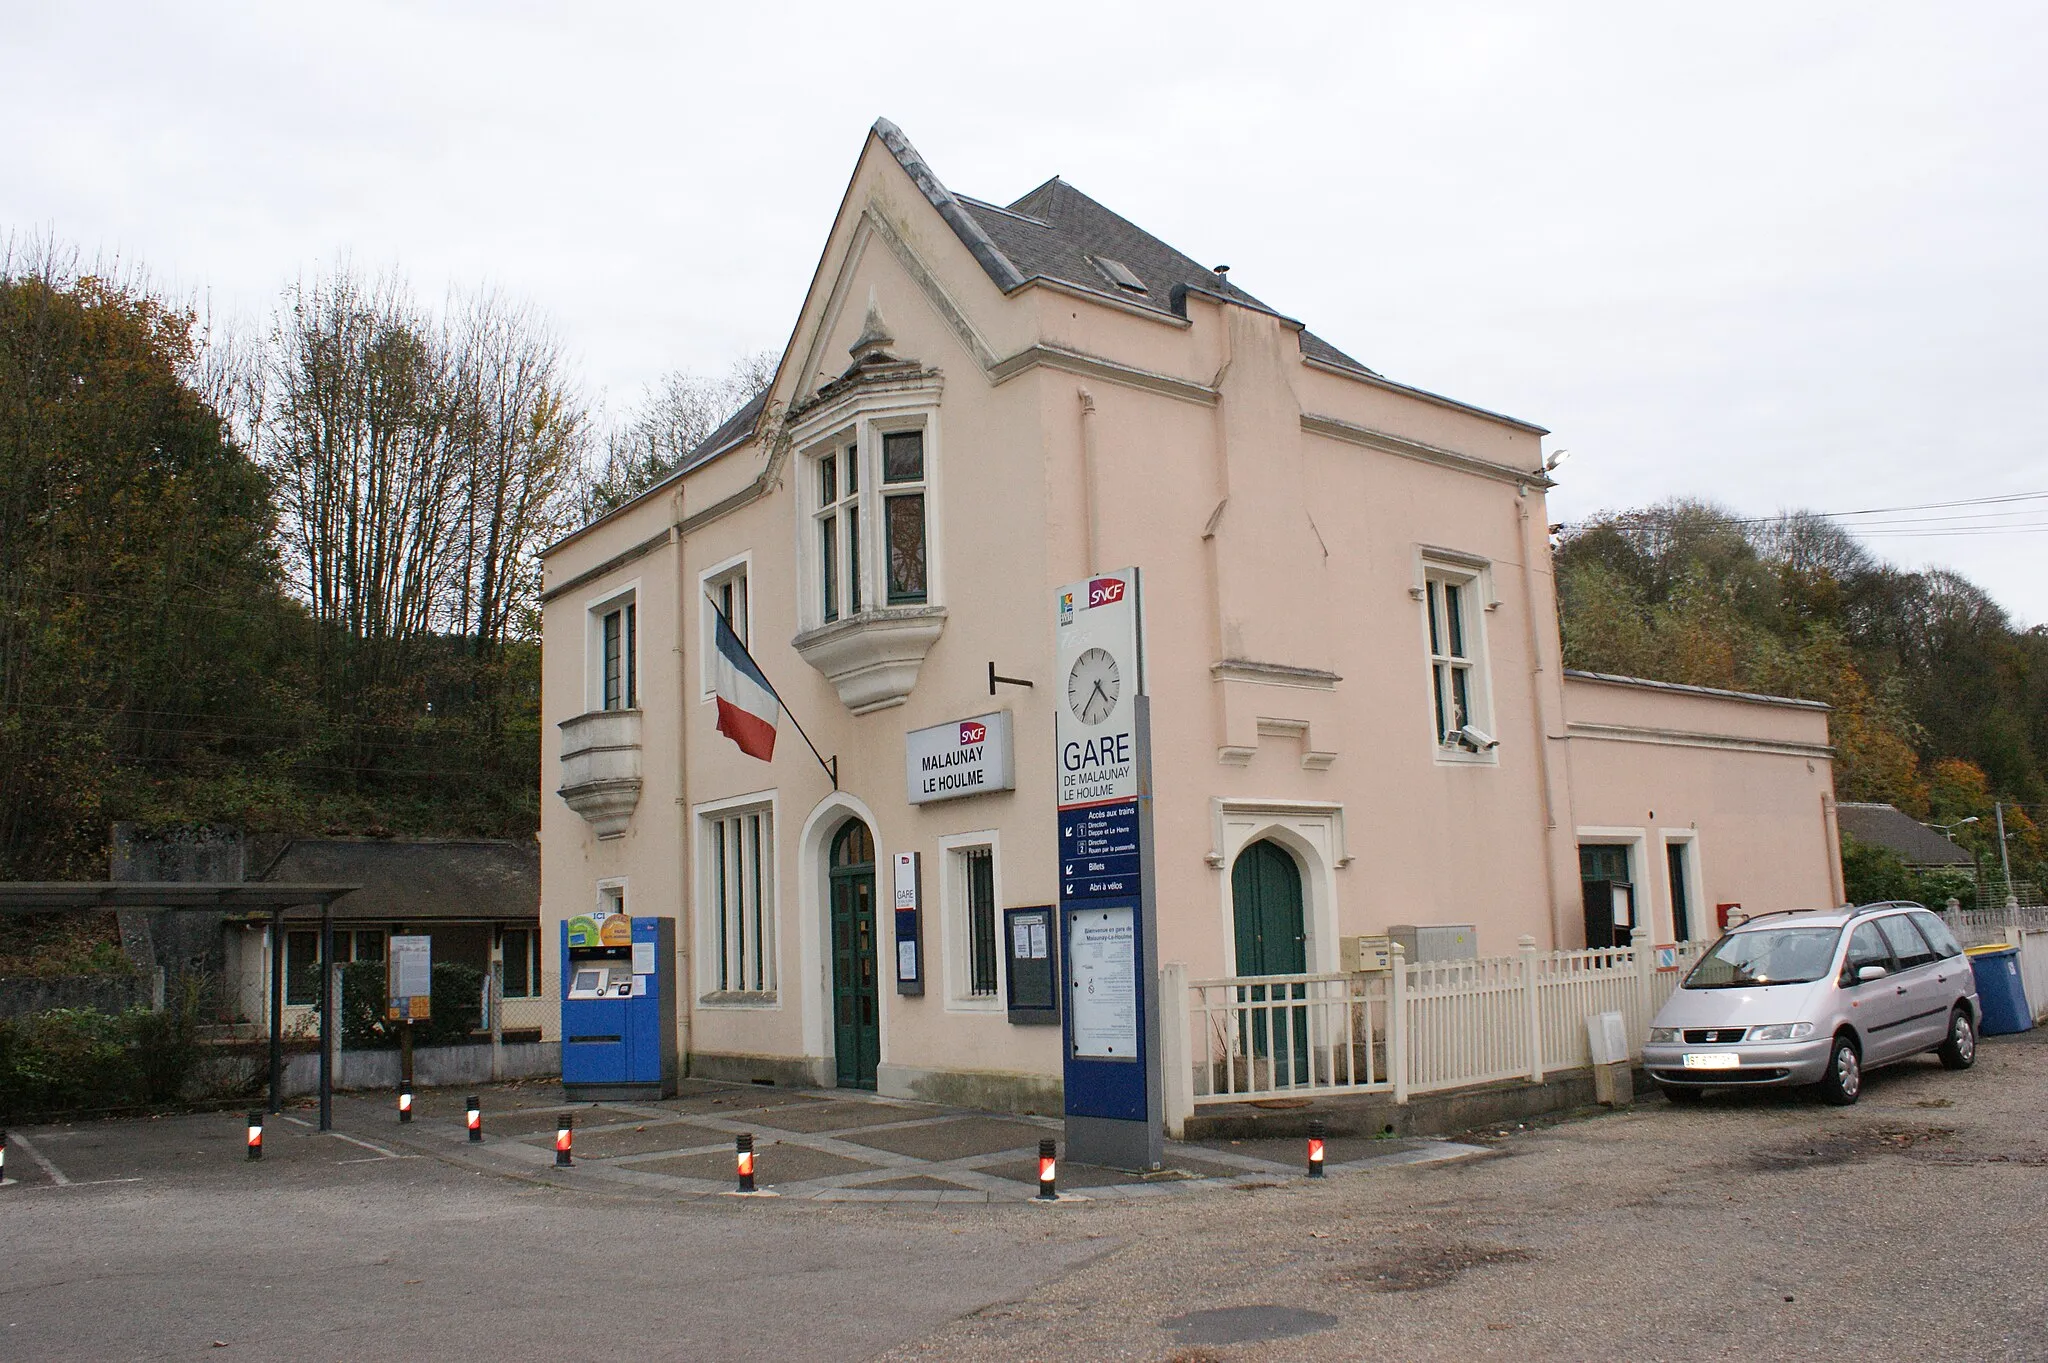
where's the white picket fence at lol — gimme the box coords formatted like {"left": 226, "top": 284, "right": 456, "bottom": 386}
{"left": 1161, "top": 933, "right": 1706, "bottom": 1134}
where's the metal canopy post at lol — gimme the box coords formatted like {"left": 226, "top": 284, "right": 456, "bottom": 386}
{"left": 318, "top": 906, "right": 335, "bottom": 1132}
{"left": 269, "top": 909, "right": 286, "bottom": 1113}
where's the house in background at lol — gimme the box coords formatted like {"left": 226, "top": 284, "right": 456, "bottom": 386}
{"left": 536, "top": 119, "right": 1842, "bottom": 1111}
{"left": 223, "top": 838, "right": 545, "bottom": 1039}
{"left": 1836, "top": 801, "right": 1979, "bottom": 884}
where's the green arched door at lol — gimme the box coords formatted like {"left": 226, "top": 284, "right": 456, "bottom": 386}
{"left": 1232, "top": 839, "right": 1309, "bottom": 1082}
{"left": 828, "top": 821, "right": 880, "bottom": 1090}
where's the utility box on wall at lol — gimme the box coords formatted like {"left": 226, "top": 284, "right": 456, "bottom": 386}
{"left": 1387, "top": 924, "right": 1478, "bottom": 963}
{"left": 1341, "top": 935, "right": 1392, "bottom": 973}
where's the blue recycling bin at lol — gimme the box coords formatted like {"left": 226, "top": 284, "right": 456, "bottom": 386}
{"left": 1966, "top": 945, "right": 2034, "bottom": 1035}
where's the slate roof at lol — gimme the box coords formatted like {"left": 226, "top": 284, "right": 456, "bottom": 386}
{"left": 256, "top": 839, "right": 540, "bottom": 922}
{"left": 670, "top": 119, "right": 1382, "bottom": 475}
{"left": 1835, "top": 804, "right": 1977, "bottom": 867}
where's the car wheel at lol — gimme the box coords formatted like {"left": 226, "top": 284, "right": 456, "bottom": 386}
{"left": 1817, "top": 1034, "right": 1862, "bottom": 1106}
{"left": 1661, "top": 1084, "right": 1703, "bottom": 1105}
{"left": 1938, "top": 1008, "right": 1977, "bottom": 1071}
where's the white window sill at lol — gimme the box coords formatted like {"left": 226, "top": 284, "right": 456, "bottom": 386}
{"left": 944, "top": 995, "right": 1005, "bottom": 1015}
{"left": 1433, "top": 744, "right": 1500, "bottom": 767}
{"left": 793, "top": 606, "right": 947, "bottom": 714}
{"left": 697, "top": 990, "right": 780, "bottom": 1009}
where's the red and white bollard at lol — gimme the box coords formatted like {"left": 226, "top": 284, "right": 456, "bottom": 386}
{"left": 397, "top": 1086, "right": 412, "bottom": 1124}
{"left": 247, "top": 1111, "right": 264, "bottom": 1161}
{"left": 466, "top": 1095, "right": 482, "bottom": 1142}
{"left": 1307, "top": 1119, "right": 1326, "bottom": 1179}
{"left": 555, "top": 1113, "right": 573, "bottom": 1167}
{"left": 736, "top": 1133, "right": 755, "bottom": 1192}
{"left": 1037, "top": 1138, "right": 1058, "bottom": 1200}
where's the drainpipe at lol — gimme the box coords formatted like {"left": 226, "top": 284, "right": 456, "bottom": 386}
{"left": 1516, "top": 488, "right": 1565, "bottom": 948}
{"left": 1078, "top": 388, "right": 1101, "bottom": 574}
{"left": 669, "top": 513, "right": 692, "bottom": 1073}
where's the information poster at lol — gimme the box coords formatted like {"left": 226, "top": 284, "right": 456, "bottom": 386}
{"left": 387, "top": 934, "right": 432, "bottom": 1021}
{"left": 1067, "top": 906, "right": 1138, "bottom": 1058}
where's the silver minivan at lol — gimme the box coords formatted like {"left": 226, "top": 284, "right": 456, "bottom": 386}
{"left": 1644, "top": 901, "right": 1980, "bottom": 1105}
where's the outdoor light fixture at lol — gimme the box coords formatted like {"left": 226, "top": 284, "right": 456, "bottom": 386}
{"left": 247, "top": 1111, "right": 264, "bottom": 1161}
{"left": 466, "top": 1096, "right": 481, "bottom": 1142}
{"left": 736, "top": 1133, "right": 755, "bottom": 1193}
{"left": 555, "top": 1113, "right": 573, "bottom": 1167}
{"left": 1307, "top": 1119, "right": 1327, "bottom": 1178}
{"left": 1037, "top": 1139, "right": 1058, "bottom": 1200}
{"left": 397, "top": 1087, "right": 412, "bottom": 1123}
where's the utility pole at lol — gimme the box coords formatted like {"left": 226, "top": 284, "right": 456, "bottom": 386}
{"left": 1995, "top": 802, "right": 2013, "bottom": 902}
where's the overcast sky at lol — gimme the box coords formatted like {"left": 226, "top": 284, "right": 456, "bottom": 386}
{"left": 8, "top": 2, "right": 2045, "bottom": 622}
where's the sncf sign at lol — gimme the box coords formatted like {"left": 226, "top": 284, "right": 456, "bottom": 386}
{"left": 905, "top": 711, "right": 1014, "bottom": 805}
{"left": 1087, "top": 577, "right": 1126, "bottom": 609}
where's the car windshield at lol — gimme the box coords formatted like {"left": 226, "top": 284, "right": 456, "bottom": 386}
{"left": 1684, "top": 926, "right": 1841, "bottom": 988}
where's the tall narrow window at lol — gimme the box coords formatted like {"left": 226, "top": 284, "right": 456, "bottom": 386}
{"left": 882, "top": 431, "right": 927, "bottom": 603}
{"left": 1666, "top": 842, "right": 1694, "bottom": 941}
{"left": 501, "top": 928, "right": 540, "bottom": 998}
{"left": 285, "top": 930, "right": 321, "bottom": 1006}
{"left": 815, "top": 443, "right": 862, "bottom": 622}
{"left": 1423, "top": 563, "right": 1489, "bottom": 751}
{"left": 965, "top": 847, "right": 997, "bottom": 997}
{"left": 601, "top": 602, "right": 636, "bottom": 710}
{"left": 706, "top": 806, "right": 774, "bottom": 992}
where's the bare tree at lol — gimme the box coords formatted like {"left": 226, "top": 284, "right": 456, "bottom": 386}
{"left": 584, "top": 350, "right": 776, "bottom": 520}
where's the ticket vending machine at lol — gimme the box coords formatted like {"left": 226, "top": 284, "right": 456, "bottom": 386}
{"left": 561, "top": 913, "right": 677, "bottom": 1101}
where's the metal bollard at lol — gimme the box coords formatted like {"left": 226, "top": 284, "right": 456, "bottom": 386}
{"left": 398, "top": 1086, "right": 412, "bottom": 1123}
{"left": 1307, "top": 1119, "right": 1326, "bottom": 1178}
{"left": 555, "top": 1113, "right": 573, "bottom": 1167}
{"left": 1037, "top": 1138, "right": 1058, "bottom": 1200}
{"left": 466, "top": 1095, "right": 482, "bottom": 1142}
{"left": 247, "top": 1111, "right": 264, "bottom": 1161}
{"left": 736, "top": 1133, "right": 755, "bottom": 1192}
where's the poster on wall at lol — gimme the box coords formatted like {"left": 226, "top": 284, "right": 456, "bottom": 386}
{"left": 1067, "top": 905, "right": 1138, "bottom": 1058}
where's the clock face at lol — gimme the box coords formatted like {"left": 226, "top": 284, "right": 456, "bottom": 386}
{"left": 1067, "top": 647, "right": 1121, "bottom": 725}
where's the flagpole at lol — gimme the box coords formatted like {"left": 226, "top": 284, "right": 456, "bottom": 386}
{"left": 708, "top": 597, "right": 838, "bottom": 789}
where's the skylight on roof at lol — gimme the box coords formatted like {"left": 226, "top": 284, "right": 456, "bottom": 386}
{"left": 1087, "top": 255, "right": 1147, "bottom": 294}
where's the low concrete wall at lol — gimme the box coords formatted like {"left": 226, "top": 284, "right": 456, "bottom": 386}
{"left": 689, "top": 1050, "right": 829, "bottom": 1089}
{"left": 0, "top": 972, "right": 161, "bottom": 1020}
{"left": 878, "top": 1062, "right": 1063, "bottom": 1117}
{"left": 1183, "top": 1067, "right": 1620, "bottom": 1142}
{"left": 282, "top": 1041, "right": 559, "bottom": 1096}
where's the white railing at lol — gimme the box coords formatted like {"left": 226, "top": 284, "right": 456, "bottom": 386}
{"left": 1167, "top": 930, "right": 1704, "bottom": 1135}
{"left": 1952, "top": 903, "right": 2048, "bottom": 947}
{"left": 1184, "top": 970, "right": 1389, "bottom": 1102}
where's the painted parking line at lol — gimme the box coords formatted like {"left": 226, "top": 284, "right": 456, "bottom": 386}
{"left": 281, "top": 1114, "right": 407, "bottom": 1160}
{"left": 10, "top": 1131, "right": 69, "bottom": 1185}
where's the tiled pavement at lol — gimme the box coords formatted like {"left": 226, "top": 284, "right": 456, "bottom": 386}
{"left": 332, "top": 1078, "right": 1488, "bottom": 1204}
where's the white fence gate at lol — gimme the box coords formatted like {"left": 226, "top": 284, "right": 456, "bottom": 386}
{"left": 1163, "top": 932, "right": 1707, "bottom": 1136}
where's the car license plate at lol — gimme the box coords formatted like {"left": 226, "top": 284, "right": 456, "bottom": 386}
{"left": 1682, "top": 1052, "right": 1740, "bottom": 1070}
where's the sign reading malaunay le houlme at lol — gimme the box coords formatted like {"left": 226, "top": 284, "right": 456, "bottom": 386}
{"left": 903, "top": 711, "right": 1014, "bottom": 804}
{"left": 1054, "top": 567, "right": 1163, "bottom": 1172}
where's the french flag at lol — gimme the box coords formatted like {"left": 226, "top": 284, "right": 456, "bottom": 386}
{"left": 711, "top": 609, "right": 779, "bottom": 761}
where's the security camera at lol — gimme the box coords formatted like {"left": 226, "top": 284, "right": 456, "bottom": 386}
{"left": 1458, "top": 724, "right": 1499, "bottom": 752}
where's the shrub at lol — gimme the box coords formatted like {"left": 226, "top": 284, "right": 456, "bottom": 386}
{"left": 336, "top": 958, "right": 484, "bottom": 1050}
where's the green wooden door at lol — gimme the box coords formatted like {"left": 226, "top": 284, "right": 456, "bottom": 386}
{"left": 1231, "top": 839, "right": 1309, "bottom": 1081}
{"left": 828, "top": 821, "right": 880, "bottom": 1091}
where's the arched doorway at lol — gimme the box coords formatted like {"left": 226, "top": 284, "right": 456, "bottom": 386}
{"left": 1231, "top": 838, "right": 1308, "bottom": 1082}
{"left": 828, "top": 820, "right": 879, "bottom": 1090}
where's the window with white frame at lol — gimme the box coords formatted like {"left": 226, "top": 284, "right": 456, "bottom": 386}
{"left": 700, "top": 557, "right": 750, "bottom": 695}
{"left": 592, "top": 591, "right": 637, "bottom": 711}
{"left": 807, "top": 422, "right": 929, "bottom": 626}
{"left": 500, "top": 927, "right": 542, "bottom": 998}
{"left": 1422, "top": 561, "right": 1491, "bottom": 752}
{"left": 942, "top": 838, "right": 1002, "bottom": 1007}
{"left": 704, "top": 805, "right": 774, "bottom": 993}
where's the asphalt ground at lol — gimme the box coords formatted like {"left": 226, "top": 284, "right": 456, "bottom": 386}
{"left": 3, "top": 1031, "right": 2044, "bottom": 1361}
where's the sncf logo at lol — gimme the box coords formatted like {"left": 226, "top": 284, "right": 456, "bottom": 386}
{"left": 959, "top": 721, "right": 987, "bottom": 745}
{"left": 1087, "top": 577, "right": 1126, "bottom": 608}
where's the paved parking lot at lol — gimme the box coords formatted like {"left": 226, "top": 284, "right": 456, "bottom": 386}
{"left": 4, "top": 1032, "right": 2044, "bottom": 1360}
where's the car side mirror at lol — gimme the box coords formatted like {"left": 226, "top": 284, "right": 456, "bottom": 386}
{"left": 1855, "top": 964, "right": 1889, "bottom": 984}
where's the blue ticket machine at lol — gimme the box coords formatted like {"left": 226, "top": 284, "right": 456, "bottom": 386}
{"left": 561, "top": 914, "right": 677, "bottom": 1101}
